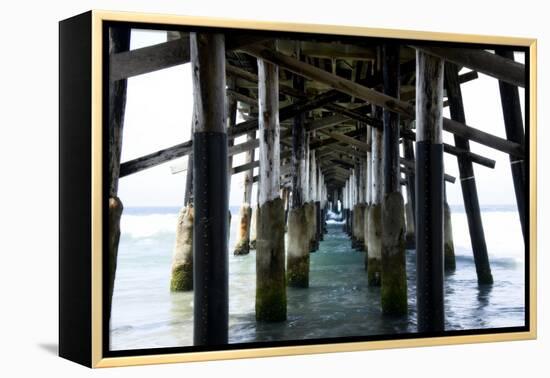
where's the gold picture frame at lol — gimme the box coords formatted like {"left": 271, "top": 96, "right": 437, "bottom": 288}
{"left": 59, "top": 9, "right": 537, "bottom": 368}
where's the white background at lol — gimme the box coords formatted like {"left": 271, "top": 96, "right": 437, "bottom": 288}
{"left": 0, "top": 0, "right": 547, "bottom": 376}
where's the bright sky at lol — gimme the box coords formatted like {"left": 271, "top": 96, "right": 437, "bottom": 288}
{"left": 117, "top": 29, "right": 525, "bottom": 209}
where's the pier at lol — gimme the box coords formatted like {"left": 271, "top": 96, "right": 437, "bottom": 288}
{"left": 107, "top": 27, "right": 526, "bottom": 343}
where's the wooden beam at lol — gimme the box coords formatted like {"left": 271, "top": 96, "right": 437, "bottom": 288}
{"left": 227, "top": 88, "right": 258, "bottom": 109}
{"left": 401, "top": 70, "right": 479, "bottom": 101}
{"left": 241, "top": 45, "right": 524, "bottom": 158}
{"left": 111, "top": 35, "right": 267, "bottom": 81}
{"left": 299, "top": 41, "right": 377, "bottom": 60}
{"left": 443, "top": 144, "right": 495, "bottom": 169}
{"left": 400, "top": 158, "right": 456, "bottom": 183}
{"left": 306, "top": 113, "right": 350, "bottom": 132}
{"left": 242, "top": 44, "right": 415, "bottom": 118}
{"left": 120, "top": 140, "right": 192, "bottom": 177}
{"left": 110, "top": 36, "right": 190, "bottom": 82}
{"left": 120, "top": 120, "right": 496, "bottom": 179}
{"left": 414, "top": 45, "right": 525, "bottom": 87}
{"left": 324, "top": 103, "right": 380, "bottom": 127}
{"left": 323, "top": 143, "right": 364, "bottom": 160}
{"left": 230, "top": 90, "right": 343, "bottom": 138}
{"left": 319, "top": 130, "right": 370, "bottom": 151}
{"left": 229, "top": 63, "right": 498, "bottom": 169}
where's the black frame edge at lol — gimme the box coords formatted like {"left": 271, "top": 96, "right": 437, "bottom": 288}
{"left": 59, "top": 10, "right": 93, "bottom": 368}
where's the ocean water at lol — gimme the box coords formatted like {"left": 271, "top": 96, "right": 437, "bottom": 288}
{"left": 110, "top": 205, "right": 525, "bottom": 351}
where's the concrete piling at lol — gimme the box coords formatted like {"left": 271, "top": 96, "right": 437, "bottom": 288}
{"left": 170, "top": 205, "right": 194, "bottom": 291}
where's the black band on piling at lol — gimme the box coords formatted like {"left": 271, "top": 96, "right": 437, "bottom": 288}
{"left": 416, "top": 141, "right": 445, "bottom": 333}
{"left": 193, "top": 131, "right": 229, "bottom": 346}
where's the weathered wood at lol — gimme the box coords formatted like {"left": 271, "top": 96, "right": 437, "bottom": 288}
{"left": 226, "top": 77, "right": 237, "bottom": 190}
{"left": 495, "top": 49, "right": 527, "bottom": 241}
{"left": 415, "top": 50, "right": 445, "bottom": 333}
{"left": 367, "top": 107, "right": 383, "bottom": 286}
{"left": 108, "top": 27, "right": 131, "bottom": 197}
{"left": 111, "top": 35, "right": 267, "bottom": 81}
{"left": 414, "top": 45, "right": 525, "bottom": 87}
{"left": 403, "top": 123, "right": 416, "bottom": 249}
{"left": 120, "top": 135, "right": 494, "bottom": 181}
{"left": 227, "top": 89, "right": 258, "bottom": 110}
{"left": 380, "top": 191, "right": 407, "bottom": 315}
{"left": 323, "top": 143, "right": 365, "bottom": 160}
{"left": 184, "top": 128, "right": 194, "bottom": 206}
{"left": 324, "top": 103, "right": 380, "bottom": 128}
{"left": 230, "top": 60, "right": 499, "bottom": 166}
{"left": 243, "top": 131, "right": 256, "bottom": 204}
{"left": 299, "top": 41, "right": 377, "bottom": 60}
{"left": 190, "top": 32, "right": 228, "bottom": 346}
{"left": 242, "top": 44, "right": 414, "bottom": 117}
{"left": 371, "top": 116, "right": 384, "bottom": 204}
{"left": 443, "top": 144, "right": 495, "bottom": 169}
{"left": 107, "top": 26, "right": 130, "bottom": 322}
{"left": 319, "top": 130, "right": 370, "bottom": 151}
{"left": 366, "top": 126, "right": 373, "bottom": 205}
{"left": 291, "top": 62, "right": 307, "bottom": 208}
{"left": 233, "top": 128, "right": 256, "bottom": 256}
{"left": 400, "top": 158, "right": 456, "bottom": 183}
{"left": 256, "top": 55, "right": 286, "bottom": 321}
{"left": 403, "top": 122, "right": 416, "bottom": 213}
{"left": 227, "top": 63, "right": 307, "bottom": 100}
{"left": 120, "top": 140, "right": 193, "bottom": 177}
{"left": 192, "top": 35, "right": 226, "bottom": 134}
{"left": 242, "top": 45, "right": 524, "bottom": 158}
{"left": 110, "top": 36, "right": 190, "bottom": 82}
{"left": 445, "top": 62, "right": 493, "bottom": 285}
{"left": 382, "top": 44, "right": 401, "bottom": 194}
{"left": 230, "top": 90, "right": 343, "bottom": 138}
{"left": 306, "top": 113, "right": 351, "bottom": 132}
{"left": 401, "top": 70, "right": 479, "bottom": 102}
{"left": 310, "top": 144, "right": 318, "bottom": 201}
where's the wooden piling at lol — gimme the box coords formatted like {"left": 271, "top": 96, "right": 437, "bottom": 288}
{"left": 190, "top": 32, "right": 229, "bottom": 345}
{"left": 316, "top": 165, "right": 323, "bottom": 241}
{"left": 495, "top": 49, "right": 527, "bottom": 241}
{"left": 403, "top": 122, "right": 416, "bottom": 249}
{"left": 233, "top": 130, "right": 256, "bottom": 255}
{"left": 107, "top": 25, "right": 130, "bottom": 321}
{"left": 354, "top": 156, "right": 366, "bottom": 251}
{"left": 363, "top": 125, "right": 372, "bottom": 266}
{"left": 256, "top": 55, "right": 287, "bottom": 321}
{"left": 415, "top": 50, "right": 445, "bottom": 333}
{"left": 309, "top": 147, "right": 319, "bottom": 252}
{"left": 342, "top": 180, "right": 349, "bottom": 233}
{"left": 445, "top": 63, "right": 493, "bottom": 284}
{"left": 381, "top": 44, "right": 407, "bottom": 315}
{"left": 367, "top": 108, "right": 383, "bottom": 286}
{"left": 287, "top": 62, "right": 311, "bottom": 287}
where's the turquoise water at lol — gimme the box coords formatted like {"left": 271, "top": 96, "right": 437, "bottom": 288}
{"left": 110, "top": 206, "right": 525, "bottom": 351}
